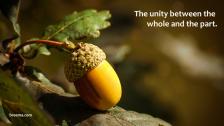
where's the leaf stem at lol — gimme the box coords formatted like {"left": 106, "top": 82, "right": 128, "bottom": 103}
{"left": 14, "top": 40, "right": 75, "bottom": 53}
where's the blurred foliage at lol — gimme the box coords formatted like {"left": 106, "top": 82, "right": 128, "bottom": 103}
{"left": 0, "top": 0, "right": 21, "bottom": 49}
{"left": 0, "top": 70, "right": 53, "bottom": 126}
{"left": 0, "top": 102, "right": 10, "bottom": 125}
{"left": 23, "top": 66, "right": 54, "bottom": 85}
{"left": 61, "top": 120, "right": 68, "bottom": 126}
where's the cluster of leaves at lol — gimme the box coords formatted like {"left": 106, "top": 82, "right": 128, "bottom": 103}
{"left": 22, "top": 9, "right": 111, "bottom": 59}
{"left": 0, "top": 0, "right": 111, "bottom": 125}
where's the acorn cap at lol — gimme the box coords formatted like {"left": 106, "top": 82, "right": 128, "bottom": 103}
{"left": 64, "top": 42, "right": 106, "bottom": 82}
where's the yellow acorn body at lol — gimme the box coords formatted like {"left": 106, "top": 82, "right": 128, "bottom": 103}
{"left": 64, "top": 42, "right": 122, "bottom": 110}
{"left": 75, "top": 60, "right": 122, "bottom": 110}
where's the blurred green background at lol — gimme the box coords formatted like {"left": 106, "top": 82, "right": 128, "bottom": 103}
{"left": 0, "top": 0, "right": 223, "bottom": 126}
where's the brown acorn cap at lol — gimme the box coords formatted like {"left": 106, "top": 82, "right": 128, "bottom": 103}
{"left": 64, "top": 42, "right": 106, "bottom": 82}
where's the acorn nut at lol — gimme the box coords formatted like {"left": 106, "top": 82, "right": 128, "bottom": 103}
{"left": 64, "top": 42, "right": 122, "bottom": 110}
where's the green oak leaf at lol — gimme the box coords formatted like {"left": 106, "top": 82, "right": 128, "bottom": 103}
{"left": 0, "top": 70, "right": 53, "bottom": 126}
{"left": 44, "top": 9, "right": 111, "bottom": 42}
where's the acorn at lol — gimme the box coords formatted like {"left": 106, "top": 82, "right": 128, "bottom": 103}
{"left": 64, "top": 42, "right": 122, "bottom": 110}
